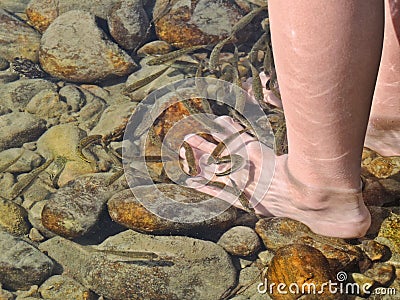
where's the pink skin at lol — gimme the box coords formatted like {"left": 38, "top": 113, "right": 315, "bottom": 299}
{"left": 180, "top": 0, "right": 399, "bottom": 238}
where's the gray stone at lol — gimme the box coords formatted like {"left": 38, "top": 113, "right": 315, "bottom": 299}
{"left": 0, "top": 71, "right": 19, "bottom": 84}
{"left": 0, "top": 230, "right": 53, "bottom": 291}
{"left": 41, "top": 173, "right": 127, "bottom": 239}
{"left": 0, "top": 56, "right": 9, "bottom": 70}
{"left": 0, "top": 78, "right": 57, "bottom": 111}
{"left": 58, "top": 85, "right": 86, "bottom": 112}
{"left": 39, "top": 10, "right": 137, "bottom": 83}
{"left": 0, "top": 112, "right": 46, "bottom": 152}
{"left": 108, "top": 185, "right": 238, "bottom": 235}
{"left": 39, "top": 275, "right": 92, "bottom": 300}
{"left": 26, "top": 89, "right": 69, "bottom": 120}
{"left": 0, "top": 148, "right": 42, "bottom": 174}
{"left": 90, "top": 101, "right": 137, "bottom": 138}
{"left": 0, "top": 0, "right": 30, "bottom": 14}
{"left": 28, "top": 228, "right": 44, "bottom": 242}
{"left": 27, "top": 200, "right": 55, "bottom": 239}
{"left": 26, "top": 0, "right": 121, "bottom": 32}
{"left": 74, "top": 89, "right": 107, "bottom": 131}
{"left": 0, "top": 173, "right": 14, "bottom": 199}
{"left": 108, "top": 0, "right": 149, "bottom": 50}
{"left": 258, "top": 249, "right": 274, "bottom": 266}
{"left": 39, "top": 230, "right": 237, "bottom": 300}
{"left": 0, "top": 9, "right": 41, "bottom": 62}
{"left": 218, "top": 226, "right": 261, "bottom": 257}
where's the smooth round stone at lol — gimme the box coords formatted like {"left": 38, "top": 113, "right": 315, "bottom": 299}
{"left": 26, "top": 89, "right": 69, "bottom": 120}
{"left": 39, "top": 275, "right": 93, "bottom": 300}
{"left": 154, "top": 0, "right": 246, "bottom": 48}
{"left": 137, "top": 40, "right": 173, "bottom": 56}
{"left": 58, "top": 85, "right": 86, "bottom": 112}
{"left": 108, "top": 184, "right": 238, "bottom": 235}
{"left": 0, "top": 198, "right": 30, "bottom": 236}
{"left": 217, "top": 226, "right": 261, "bottom": 257}
{"left": 39, "top": 10, "right": 137, "bottom": 83}
{"left": 108, "top": 0, "right": 149, "bottom": 50}
{"left": 267, "top": 244, "right": 336, "bottom": 300}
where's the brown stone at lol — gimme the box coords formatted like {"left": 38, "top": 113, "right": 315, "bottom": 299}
{"left": 153, "top": 0, "right": 246, "bottom": 48}
{"left": 255, "top": 217, "right": 363, "bottom": 273}
{"left": 362, "top": 240, "right": 390, "bottom": 262}
{"left": 364, "top": 263, "right": 396, "bottom": 287}
{"left": 266, "top": 244, "right": 337, "bottom": 300}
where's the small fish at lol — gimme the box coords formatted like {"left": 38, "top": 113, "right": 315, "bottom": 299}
{"left": 90, "top": 248, "right": 161, "bottom": 261}
{"left": 76, "top": 135, "right": 102, "bottom": 163}
{"left": 0, "top": 149, "right": 25, "bottom": 173}
{"left": 9, "top": 157, "right": 54, "bottom": 200}
{"left": 215, "top": 154, "right": 245, "bottom": 176}
{"left": 209, "top": 37, "right": 231, "bottom": 71}
{"left": 105, "top": 169, "right": 124, "bottom": 187}
{"left": 122, "top": 66, "right": 170, "bottom": 95}
{"left": 146, "top": 45, "right": 206, "bottom": 66}
{"left": 231, "top": 6, "right": 268, "bottom": 34}
{"left": 207, "top": 128, "right": 249, "bottom": 165}
{"left": 182, "top": 141, "right": 198, "bottom": 176}
{"left": 229, "top": 177, "right": 256, "bottom": 216}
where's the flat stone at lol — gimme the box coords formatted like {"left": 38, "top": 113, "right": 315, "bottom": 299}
{"left": 42, "top": 173, "right": 127, "bottom": 239}
{"left": 267, "top": 244, "right": 336, "bottom": 300}
{"left": 154, "top": 0, "right": 246, "bottom": 48}
{"left": 39, "top": 10, "right": 137, "bottom": 83}
{"left": 108, "top": 0, "right": 149, "bottom": 50}
{"left": 0, "top": 9, "right": 41, "bottom": 62}
{"left": 26, "top": 0, "right": 121, "bottom": 32}
{"left": 0, "top": 112, "right": 46, "bottom": 152}
{"left": 218, "top": 226, "right": 261, "bottom": 257}
{"left": 0, "top": 71, "right": 19, "bottom": 84}
{"left": 0, "top": 198, "right": 30, "bottom": 236}
{"left": 0, "top": 230, "right": 53, "bottom": 291}
{"left": 0, "top": 78, "right": 57, "bottom": 111}
{"left": 39, "top": 275, "right": 93, "bottom": 300}
{"left": 107, "top": 185, "right": 237, "bottom": 235}
{"left": 137, "top": 40, "right": 173, "bottom": 56}
{"left": 0, "top": 148, "right": 42, "bottom": 174}
{"left": 255, "top": 217, "right": 363, "bottom": 273}
{"left": 39, "top": 230, "right": 237, "bottom": 300}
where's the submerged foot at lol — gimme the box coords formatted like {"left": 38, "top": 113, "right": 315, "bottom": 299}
{"left": 181, "top": 116, "right": 371, "bottom": 238}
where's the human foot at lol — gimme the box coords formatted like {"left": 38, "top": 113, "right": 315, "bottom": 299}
{"left": 365, "top": 116, "right": 400, "bottom": 157}
{"left": 180, "top": 116, "right": 371, "bottom": 238}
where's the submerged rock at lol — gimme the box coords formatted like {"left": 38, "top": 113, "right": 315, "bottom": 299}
{"left": 39, "top": 230, "right": 237, "bottom": 300}
{"left": 39, "top": 10, "right": 137, "bottom": 83}
{"left": 0, "top": 230, "right": 53, "bottom": 291}
{"left": 0, "top": 9, "right": 41, "bottom": 62}
{"left": 0, "top": 198, "right": 30, "bottom": 236}
{"left": 217, "top": 226, "right": 261, "bottom": 257}
{"left": 107, "top": 184, "right": 237, "bottom": 235}
{"left": 153, "top": 0, "right": 246, "bottom": 48}
{"left": 108, "top": 0, "right": 150, "bottom": 50}
{"left": 39, "top": 275, "right": 93, "bottom": 300}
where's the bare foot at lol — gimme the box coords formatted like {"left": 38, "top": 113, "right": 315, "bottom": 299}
{"left": 365, "top": 116, "right": 400, "bottom": 157}
{"left": 181, "top": 116, "right": 371, "bottom": 238}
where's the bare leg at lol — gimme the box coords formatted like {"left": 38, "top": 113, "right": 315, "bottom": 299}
{"left": 365, "top": 0, "right": 400, "bottom": 157}
{"left": 183, "top": 0, "right": 384, "bottom": 238}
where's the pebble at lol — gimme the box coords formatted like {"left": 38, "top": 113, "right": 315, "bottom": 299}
{"left": 26, "top": 0, "right": 121, "bottom": 32}
{"left": 137, "top": 40, "right": 173, "bottom": 56}
{"left": 108, "top": 0, "right": 150, "bottom": 50}
{"left": 255, "top": 217, "right": 363, "bottom": 273}
{"left": 26, "top": 89, "right": 69, "bottom": 120}
{"left": 107, "top": 185, "right": 237, "bottom": 235}
{"left": 266, "top": 244, "right": 336, "bottom": 300}
{"left": 90, "top": 101, "right": 137, "bottom": 140}
{"left": 38, "top": 275, "right": 93, "bottom": 300}
{"left": 0, "top": 56, "right": 9, "bottom": 71}
{"left": 153, "top": 0, "right": 246, "bottom": 48}
{"left": 58, "top": 85, "right": 86, "bottom": 112}
{"left": 41, "top": 173, "right": 127, "bottom": 239}
{"left": 28, "top": 228, "right": 45, "bottom": 242}
{"left": 361, "top": 240, "right": 390, "bottom": 262}
{"left": 0, "top": 148, "right": 42, "bottom": 174}
{"left": 0, "top": 230, "right": 53, "bottom": 291}
{"left": 217, "top": 226, "right": 261, "bottom": 257}
{"left": 364, "top": 263, "right": 396, "bottom": 287}
{"left": 39, "top": 230, "right": 237, "bottom": 300}
{"left": 0, "top": 198, "right": 30, "bottom": 236}
{"left": 0, "top": 78, "right": 57, "bottom": 111}
{"left": 0, "top": 9, "right": 41, "bottom": 62}
{"left": 0, "top": 71, "right": 19, "bottom": 84}
{"left": 39, "top": 10, "right": 137, "bottom": 83}
{"left": 257, "top": 249, "right": 275, "bottom": 266}
{"left": 36, "top": 123, "right": 93, "bottom": 186}
{"left": 0, "top": 112, "right": 46, "bottom": 152}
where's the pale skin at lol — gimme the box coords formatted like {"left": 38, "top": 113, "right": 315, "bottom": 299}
{"left": 181, "top": 0, "right": 400, "bottom": 238}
